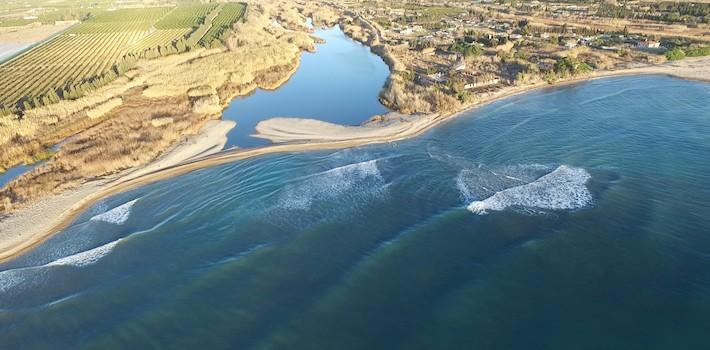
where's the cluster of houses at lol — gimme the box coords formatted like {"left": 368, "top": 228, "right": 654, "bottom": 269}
{"left": 417, "top": 56, "right": 501, "bottom": 91}
{"left": 353, "top": 0, "right": 675, "bottom": 96}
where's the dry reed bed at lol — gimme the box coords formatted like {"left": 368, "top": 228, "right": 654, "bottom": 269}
{"left": 0, "top": 0, "right": 321, "bottom": 214}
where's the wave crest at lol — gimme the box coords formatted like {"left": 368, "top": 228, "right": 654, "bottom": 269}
{"left": 278, "top": 159, "right": 385, "bottom": 210}
{"left": 467, "top": 165, "right": 592, "bottom": 215}
{"left": 46, "top": 239, "right": 120, "bottom": 267}
{"left": 90, "top": 199, "right": 138, "bottom": 225}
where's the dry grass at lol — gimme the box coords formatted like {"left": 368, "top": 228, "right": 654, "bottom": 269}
{"left": 379, "top": 74, "right": 460, "bottom": 114}
{"left": 0, "top": 0, "right": 324, "bottom": 214}
{"left": 86, "top": 98, "right": 123, "bottom": 119}
{"left": 0, "top": 92, "right": 209, "bottom": 212}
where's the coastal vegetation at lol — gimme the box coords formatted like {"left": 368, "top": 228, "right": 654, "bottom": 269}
{"left": 0, "top": 0, "right": 323, "bottom": 213}
{"left": 0, "top": 0, "right": 708, "bottom": 227}
{"left": 666, "top": 44, "right": 710, "bottom": 60}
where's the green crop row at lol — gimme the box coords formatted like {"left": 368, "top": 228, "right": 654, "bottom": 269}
{"left": 155, "top": 4, "right": 218, "bottom": 30}
{"left": 199, "top": 3, "right": 247, "bottom": 47}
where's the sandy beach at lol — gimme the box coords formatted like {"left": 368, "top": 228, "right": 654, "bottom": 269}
{"left": 255, "top": 56, "right": 710, "bottom": 144}
{"left": 0, "top": 56, "right": 708, "bottom": 263}
{"left": 0, "top": 120, "right": 235, "bottom": 262}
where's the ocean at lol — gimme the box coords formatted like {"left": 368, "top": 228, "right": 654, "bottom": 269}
{"left": 0, "top": 75, "right": 708, "bottom": 349}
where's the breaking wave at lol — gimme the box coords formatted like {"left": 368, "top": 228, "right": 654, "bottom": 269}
{"left": 0, "top": 238, "right": 122, "bottom": 293}
{"left": 277, "top": 159, "right": 385, "bottom": 210}
{"left": 456, "top": 163, "right": 552, "bottom": 203}
{"left": 467, "top": 165, "right": 592, "bottom": 215}
{"left": 46, "top": 239, "right": 120, "bottom": 267}
{"left": 0, "top": 212, "right": 177, "bottom": 295}
{"left": 90, "top": 199, "right": 139, "bottom": 225}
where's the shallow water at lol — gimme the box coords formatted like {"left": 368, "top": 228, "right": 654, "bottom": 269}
{"left": 222, "top": 26, "right": 390, "bottom": 148}
{"left": 0, "top": 163, "right": 34, "bottom": 188}
{"left": 1, "top": 76, "right": 709, "bottom": 349}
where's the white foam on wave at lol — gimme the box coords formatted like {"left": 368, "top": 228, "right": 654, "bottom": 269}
{"left": 467, "top": 165, "right": 592, "bottom": 215}
{"left": 0, "top": 207, "right": 175, "bottom": 295}
{"left": 90, "top": 199, "right": 139, "bottom": 225}
{"left": 456, "top": 163, "right": 551, "bottom": 203}
{"left": 0, "top": 238, "right": 123, "bottom": 293}
{"left": 46, "top": 239, "right": 121, "bottom": 267}
{"left": 278, "top": 159, "right": 385, "bottom": 210}
{"left": 0, "top": 267, "right": 35, "bottom": 293}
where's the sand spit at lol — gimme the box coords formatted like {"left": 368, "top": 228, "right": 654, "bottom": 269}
{"left": 0, "top": 57, "right": 708, "bottom": 263}
{"left": 255, "top": 57, "right": 710, "bottom": 144}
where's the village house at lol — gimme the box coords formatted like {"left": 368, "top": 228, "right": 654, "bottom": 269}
{"left": 636, "top": 39, "right": 660, "bottom": 49}
{"left": 461, "top": 72, "right": 500, "bottom": 90}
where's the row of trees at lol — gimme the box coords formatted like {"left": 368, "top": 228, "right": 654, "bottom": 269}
{"left": 136, "top": 5, "right": 218, "bottom": 60}
{"left": 4, "top": 4, "right": 247, "bottom": 115}
{"left": 527, "top": 24, "right": 602, "bottom": 37}
{"left": 7, "top": 54, "right": 139, "bottom": 115}
{"left": 597, "top": 2, "right": 709, "bottom": 24}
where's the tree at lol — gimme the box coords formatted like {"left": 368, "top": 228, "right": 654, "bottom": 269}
{"left": 449, "top": 41, "right": 484, "bottom": 58}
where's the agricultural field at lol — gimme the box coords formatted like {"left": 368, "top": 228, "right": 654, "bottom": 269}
{"left": 0, "top": 0, "right": 118, "bottom": 27}
{"left": 200, "top": 3, "right": 247, "bottom": 47}
{"left": 0, "top": 2, "right": 246, "bottom": 114}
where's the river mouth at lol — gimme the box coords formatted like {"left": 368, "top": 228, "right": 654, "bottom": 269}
{"left": 0, "top": 25, "right": 389, "bottom": 190}
{"left": 221, "top": 25, "right": 390, "bottom": 148}
{"left": 1, "top": 75, "right": 709, "bottom": 348}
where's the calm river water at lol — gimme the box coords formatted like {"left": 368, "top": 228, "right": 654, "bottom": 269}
{"left": 222, "top": 26, "right": 390, "bottom": 148}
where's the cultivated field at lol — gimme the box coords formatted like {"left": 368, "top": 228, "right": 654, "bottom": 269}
{"left": 0, "top": 2, "right": 246, "bottom": 114}
{"left": 200, "top": 3, "right": 247, "bottom": 47}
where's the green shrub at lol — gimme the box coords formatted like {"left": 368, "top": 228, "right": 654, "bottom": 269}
{"left": 665, "top": 47, "right": 686, "bottom": 60}
{"left": 685, "top": 45, "right": 710, "bottom": 57}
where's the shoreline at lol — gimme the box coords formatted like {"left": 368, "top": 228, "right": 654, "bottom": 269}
{"left": 0, "top": 120, "right": 235, "bottom": 263}
{"left": 0, "top": 57, "right": 708, "bottom": 264}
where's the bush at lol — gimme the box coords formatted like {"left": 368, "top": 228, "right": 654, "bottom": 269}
{"left": 555, "top": 57, "right": 592, "bottom": 76}
{"left": 685, "top": 45, "right": 710, "bottom": 57}
{"left": 449, "top": 41, "right": 484, "bottom": 58}
{"left": 665, "top": 47, "right": 686, "bottom": 61}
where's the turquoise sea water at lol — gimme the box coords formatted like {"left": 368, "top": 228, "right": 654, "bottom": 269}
{"left": 0, "top": 75, "right": 709, "bottom": 349}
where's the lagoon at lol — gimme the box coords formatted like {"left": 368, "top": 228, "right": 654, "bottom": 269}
{"left": 222, "top": 26, "right": 390, "bottom": 148}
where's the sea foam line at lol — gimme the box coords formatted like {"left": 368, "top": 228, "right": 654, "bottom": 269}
{"left": 0, "top": 210, "right": 180, "bottom": 294}
{"left": 467, "top": 165, "right": 592, "bottom": 215}
{"left": 278, "top": 158, "right": 385, "bottom": 211}
{"left": 90, "top": 198, "right": 140, "bottom": 225}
